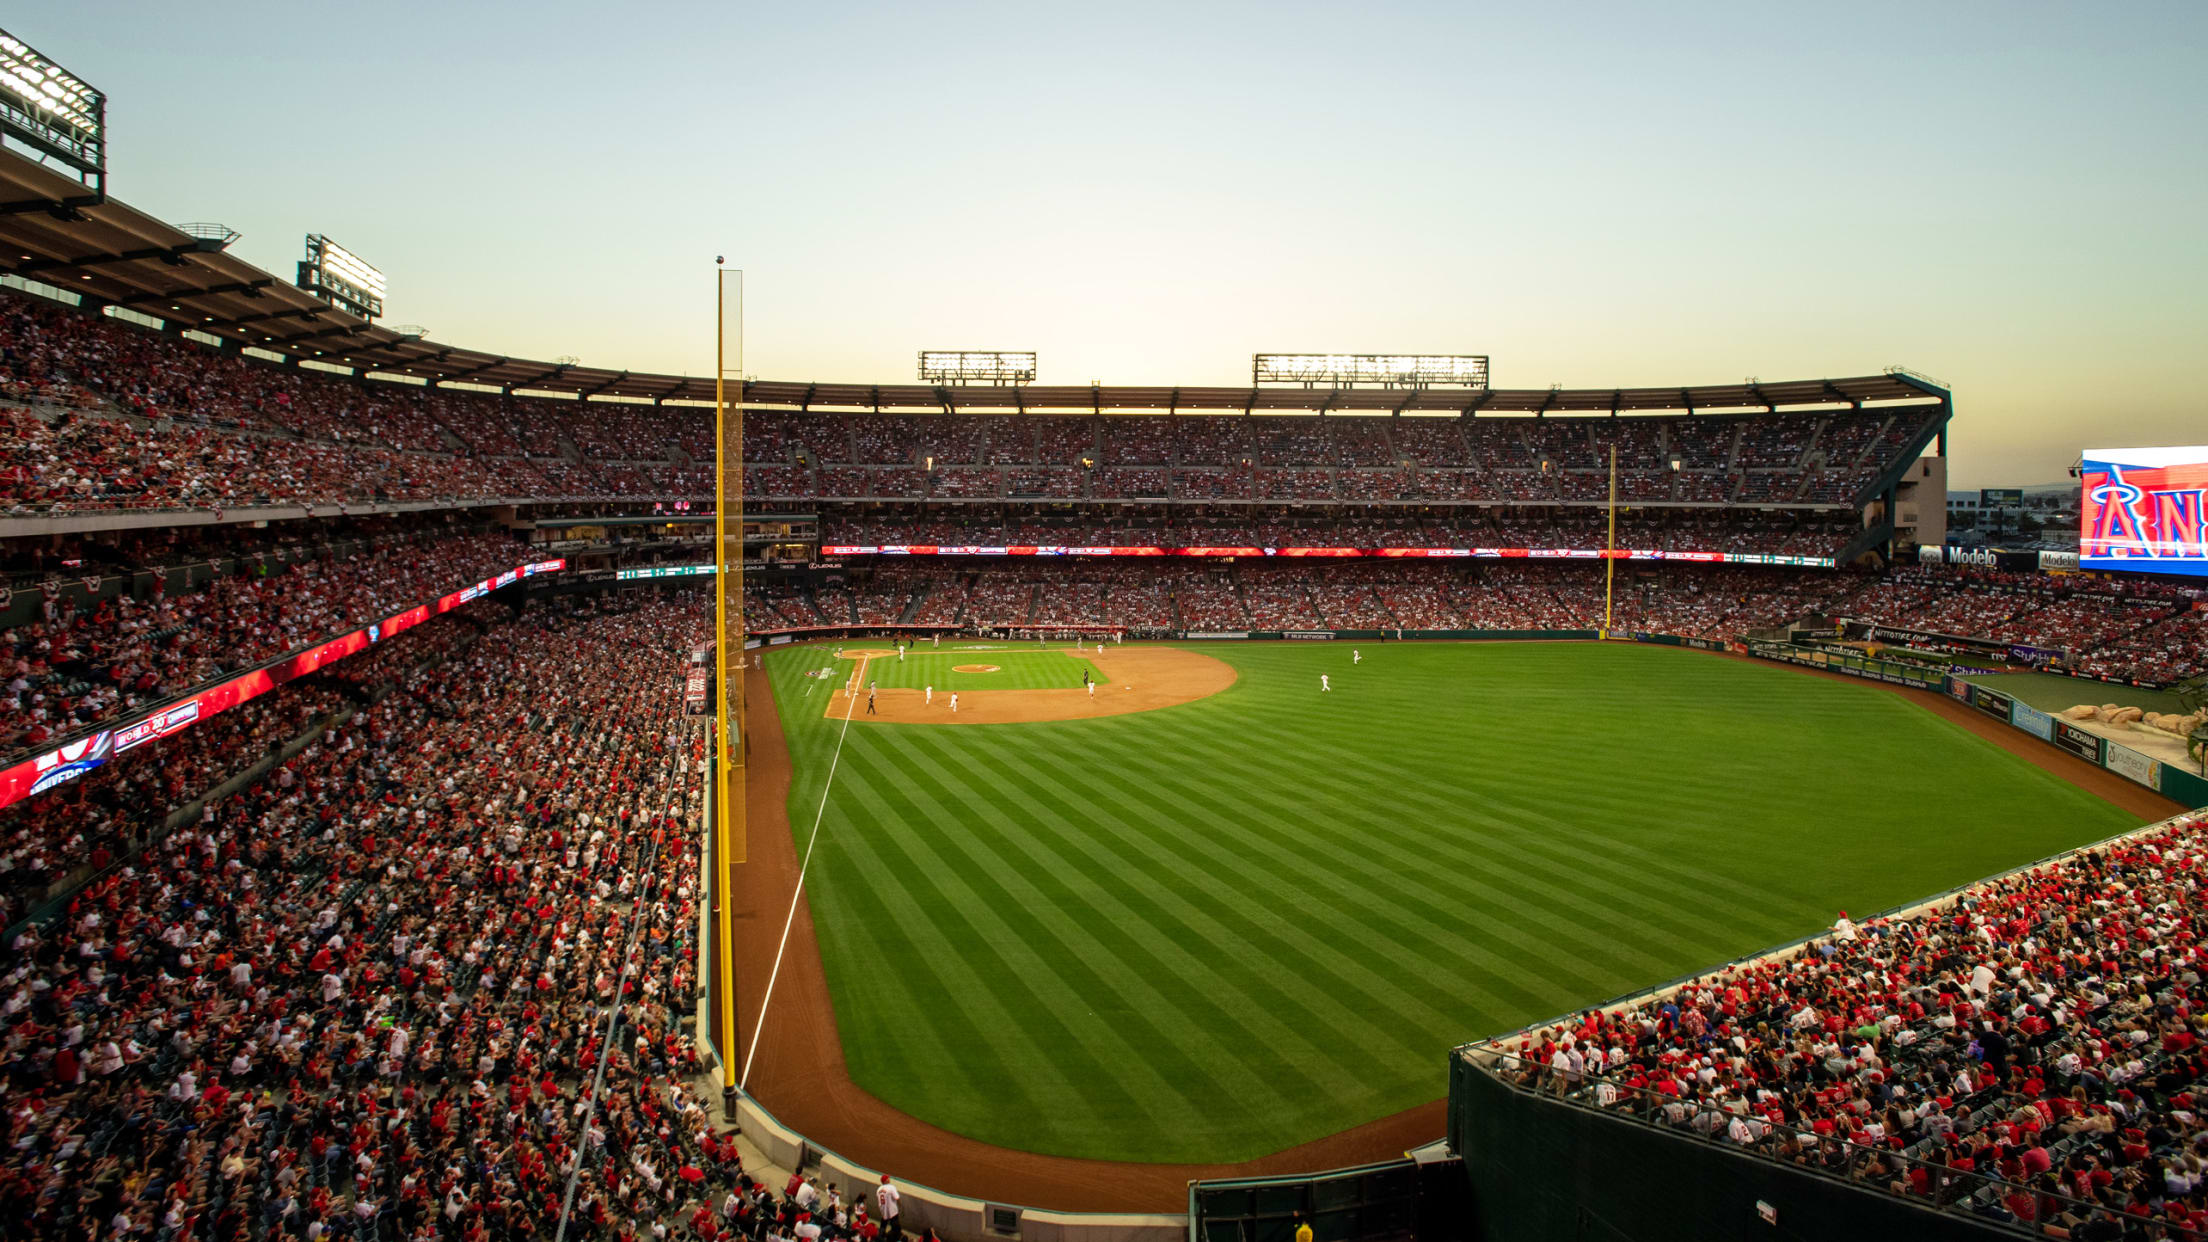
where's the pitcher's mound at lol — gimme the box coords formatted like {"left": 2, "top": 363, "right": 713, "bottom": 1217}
{"left": 953, "top": 664, "right": 1001, "bottom": 673}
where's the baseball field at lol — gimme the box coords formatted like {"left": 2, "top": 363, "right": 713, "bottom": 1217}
{"left": 751, "top": 639, "right": 2151, "bottom": 1167}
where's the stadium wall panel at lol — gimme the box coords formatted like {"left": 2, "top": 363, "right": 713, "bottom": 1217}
{"left": 1447, "top": 1056, "right": 2009, "bottom": 1242}
{"left": 2162, "top": 765, "right": 2208, "bottom": 807}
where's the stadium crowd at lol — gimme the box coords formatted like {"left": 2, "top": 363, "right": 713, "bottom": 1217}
{"left": 2, "top": 532, "right": 528, "bottom": 757}
{"left": 1836, "top": 567, "right": 2208, "bottom": 686}
{"left": 1488, "top": 808, "right": 2208, "bottom": 1237}
{"left": 817, "top": 508, "right": 1859, "bottom": 558}
{"left": 0, "top": 596, "right": 931, "bottom": 1242}
{"left": 3, "top": 287, "right": 1938, "bottom": 518}
{"left": 744, "top": 562, "right": 1862, "bottom": 639}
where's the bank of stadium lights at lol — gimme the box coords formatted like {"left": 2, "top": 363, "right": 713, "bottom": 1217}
{"left": 0, "top": 28, "right": 106, "bottom": 201}
{"left": 296, "top": 234, "right": 386, "bottom": 320}
{"left": 1252, "top": 353, "right": 1490, "bottom": 390}
{"left": 919, "top": 350, "right": 1037, "bottom": 385}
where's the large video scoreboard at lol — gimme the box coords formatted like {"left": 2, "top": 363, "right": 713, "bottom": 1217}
{"left": 2080, "top": 446, "right": 2208, "bottom": 578}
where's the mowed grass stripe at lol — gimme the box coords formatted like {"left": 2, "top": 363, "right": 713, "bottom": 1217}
{"left": 1121, "top": 699, "right": 1783, "bottom": 970}
{"left": 1213, "top": 711, "right": 1804, "bottom": 961}
{"left": 930, "top": 740, "right": 1459, "bottom": 1134}
{"left": 846, "top": 730, "right": 1270, "bottom": 1129}
{"left": 911, "top": 726, "right": 1449, "bottom": 1093}
{"left": 960, "top": 723, "right": 1482, "bottom": 1050}
{"left": 1000, "top": 732, "right": 1550, "bottom": 1042}
{"left": 1033, "top": 680, "right": 1795, "bottom": 1012}
{"left": 806, "top": 847, "right": 1061, "bottom": 1120}
{"left": 764, "top": 640, "right": 2145, "bottom": 1162}
{"left": 1127, "top": 750, "right": 1663, "bottom": 1004}
{"left": 820, "top": 761, "right": 1155, "bottom": 1130}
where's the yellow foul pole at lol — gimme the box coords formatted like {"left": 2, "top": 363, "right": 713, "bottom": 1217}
{"left": 1603, "top": 444, "right": 1617, "bottom": 634}
{"left": 712, "top": 263, "right": 743, "bottom": 1098}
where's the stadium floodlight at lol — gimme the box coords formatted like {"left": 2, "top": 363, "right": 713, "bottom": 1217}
{"left": 0, "top": 28, "right": 106, "bottom": 202}
{"left": 1253, "top": 353, "right": 1490, "bottom": 389}
{"left": 296, "top": 234, "right": 386, "bottom": 320}
{"left": 919, "top": 350, "right": 1037, "bottom": 385}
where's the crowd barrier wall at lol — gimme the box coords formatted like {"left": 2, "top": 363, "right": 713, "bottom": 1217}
{"left": 1446, "top": 1055, "right": 2010, "bottom": 1242}
{"left": 1186, "top": 1159, "right": 1438, "bottom": 1242}
{"left": 710, "top": 1085, "right": 1182, "bottom": 1242}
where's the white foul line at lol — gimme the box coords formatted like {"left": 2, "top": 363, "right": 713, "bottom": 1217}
{"left": 740, "top": 652, "right": 863, "bottom": 1089}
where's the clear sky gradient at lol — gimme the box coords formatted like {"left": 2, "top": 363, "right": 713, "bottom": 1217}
{"left": 16, "top": 2, "right": 2205, "bottom": 486}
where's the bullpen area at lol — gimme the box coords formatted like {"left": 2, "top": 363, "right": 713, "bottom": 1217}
{"left": 740, "top": 638, "right": 2162, "bottom": 1202}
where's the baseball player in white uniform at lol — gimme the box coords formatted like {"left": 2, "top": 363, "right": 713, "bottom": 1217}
{"left": 1353, "top": 649, "right": 1361, "bottom": 664}
{"left": 1320, "top": 674, "right": 1331, "bottom": 691}
{"left": 925, "top": 685, "right": 933, "bottom": 706}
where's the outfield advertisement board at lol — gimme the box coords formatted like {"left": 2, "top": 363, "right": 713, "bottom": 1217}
{"left": 819, "top": 544, "right": 1835, "bottom": 566}
{"left": 1744, "top": 641, "right": 1948, "bottom": 688}
{"left": 2104, "top": 742, "right": 2162, "bottom": 789}
{"left": 2011, "top": 702, "right": 2056, "bottom": 741}
{"left": 1971, "top": 686, "right": 2014, "bottom": 721}
{"left": 2053, "top": 721, "right": 2103, "bottom": 763}
{"left": 1283, "top": 631, "right": 1335, "bottom": 640}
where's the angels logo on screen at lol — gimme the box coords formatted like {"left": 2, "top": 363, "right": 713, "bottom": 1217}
{"left": 2081, "top": 447, "right": 2208, "bottom": 578}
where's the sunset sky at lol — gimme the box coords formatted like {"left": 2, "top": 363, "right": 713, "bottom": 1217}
{"left": 18, "top": 1, "right": 2205, "bottom": 486}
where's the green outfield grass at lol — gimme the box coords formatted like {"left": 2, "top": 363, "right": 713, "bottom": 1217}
{"left": 762, "top": 640, "right": 2147, "bottom": 1164}
{"left": 831, "top": 645, "right": 1094, "bottom": 693}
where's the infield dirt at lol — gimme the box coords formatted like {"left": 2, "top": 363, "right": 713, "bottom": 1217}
{"left": 823, "top": 644, "right": 1237, "bottom": 724}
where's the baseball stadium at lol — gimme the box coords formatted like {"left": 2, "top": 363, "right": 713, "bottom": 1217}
{"left": 3, "top": 13, "right": 2206, "bottom": 1242}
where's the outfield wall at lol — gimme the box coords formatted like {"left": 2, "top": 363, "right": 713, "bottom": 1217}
{"left": 1448, "top": 1055, "right": 2011, "bottom": 1242}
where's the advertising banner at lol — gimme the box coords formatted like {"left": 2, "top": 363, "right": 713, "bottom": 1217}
{"left": 2053, "top": 721, "right": 2103, "bottom": 763}
{"left": 1283, "top": 631, "right": 1336, "bottom": 640}
{"left": 2104, "top": 742, "right": 2162, "bottom": 789}
{"left": 816, "top": 544, "right": 1833, "bottom": 566}
{"left": 616, "top": 563, "right": 716, "bottom": 581}
{"left": 2011, "top": 701, "right": 2056, "bottom": 741}
{"left": 1971, "top": 686, "right": 2014, "bottom": 721}
{"left": 0, "top": 560, "right": 565, "bottom": 811}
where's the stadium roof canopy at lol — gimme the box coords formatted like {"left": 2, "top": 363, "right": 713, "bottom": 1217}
{"left": 0, "top": 151, "right": 1950, "bottom": 416}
